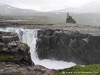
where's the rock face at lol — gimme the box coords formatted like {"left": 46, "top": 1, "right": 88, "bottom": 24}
{"left": 0, "top": 31, "right": 57, "bottom": 75}
{"left": 36, "top": 28, "right": 100, "bottom": 65}
{"left": 66, "top": 13, "right": 76, "bottom": 23}
{"left": 0, "top": 63, "right": 57, "bottom": 75}
{"left": 0, "top": 31, "right": 33, "bottom": 67}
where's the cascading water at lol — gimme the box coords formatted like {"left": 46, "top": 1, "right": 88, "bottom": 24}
{"left": 0, "top": 27, "right": 76, "bottom": 69}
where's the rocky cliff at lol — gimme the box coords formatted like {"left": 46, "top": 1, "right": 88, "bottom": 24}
{"left": 36, "top": 24, "right": 100, "bottom": 65}
{"left": 0, "top": 31, "right": 33, "bottom": 67}
{"left": 0, "top": 23, "right": 100, "bottom": 74}
{"left": 0, "top": 31, "right": 57, "bottom": 75}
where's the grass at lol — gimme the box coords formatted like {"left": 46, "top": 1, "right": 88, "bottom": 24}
{"left": 0, "top": 55, "right": 11, "bottom": 62}
{"left": 58, "top": 64, "right": 100, "bottom": 75}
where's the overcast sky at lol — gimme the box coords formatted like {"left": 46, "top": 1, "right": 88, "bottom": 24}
{"left": 0, "top": 0, "right": 99, "bottom": 11}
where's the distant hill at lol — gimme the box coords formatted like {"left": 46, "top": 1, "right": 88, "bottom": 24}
{"left": 0, "top": 3, "right": 37, "bottom": 16}
{"left": 0, "top": 3, "right": 100, "bottom": 26}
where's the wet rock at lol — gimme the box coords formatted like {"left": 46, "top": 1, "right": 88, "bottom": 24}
{"left": 45, "top": 69, "right": 57, "bottom": 75}
{"left": 0, "top": 31, "right": 33, "bottom": 67}
{"left": 0, "top": 31, "right": 19, "bottom": 44}
{"left": 27, "top": 65, "right": 48, "bottom": 71}
{"left": 0, "top": 63, "right": 57, "bottom": 75}
{"left": 36, "top": 29, "right": 100, "bottom": 65}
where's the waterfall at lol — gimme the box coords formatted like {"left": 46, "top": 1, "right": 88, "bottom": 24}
{"left": 0, "top": 27, "right": 76, "bottom": 69}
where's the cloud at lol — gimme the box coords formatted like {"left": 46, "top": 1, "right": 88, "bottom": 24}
{"left": 12, "top": 3, "right": 41, "bottom": 11}
{"left": 0, "top": 0, "right": 98, "bottom": 11}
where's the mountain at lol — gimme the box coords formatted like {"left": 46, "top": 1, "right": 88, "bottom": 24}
{"left": 50, "top": 7, "right": 80, "bottom": 13}
{"left": 51, "top": 1, "right": 100, "bottom": 13}
{"left": 0, "top": 3, "right": 37, "bottom": 16}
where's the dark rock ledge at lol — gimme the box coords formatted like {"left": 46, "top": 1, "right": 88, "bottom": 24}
{"left": 36, "top": 24, "right": 100, "bottom": 65}
{"left": 0, "top": 63, "right": 57, "bottom": 75}
{"left": 0, "top": 31, "right": 33, "bottom": 67}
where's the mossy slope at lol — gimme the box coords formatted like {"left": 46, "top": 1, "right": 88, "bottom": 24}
{"left": 58, "top": 64, "right": 100, "bottom": 75}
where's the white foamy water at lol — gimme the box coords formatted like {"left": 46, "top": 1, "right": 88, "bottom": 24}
{"left": 0, "top": 27, "right": 76, "bottom": 69}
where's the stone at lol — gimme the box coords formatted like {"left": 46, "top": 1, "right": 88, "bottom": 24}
{"left": 0, "top": 31, "right": 19, "bottom": 44}
{"left": 0, "top": 63, "right": 57, "bottom": 75}
{"left": 45, "top": 69, "right": 57, "bottom": 75}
